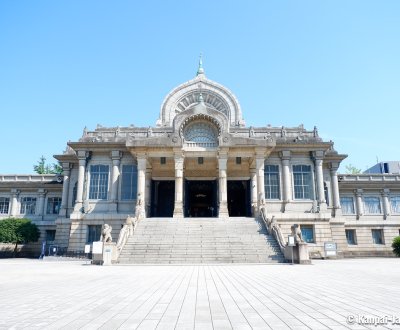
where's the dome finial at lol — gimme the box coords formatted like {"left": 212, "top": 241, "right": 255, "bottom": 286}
{"left": 196, "top": 53, "right": 205, "bottom": 76}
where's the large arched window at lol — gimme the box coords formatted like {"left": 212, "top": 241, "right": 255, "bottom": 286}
{"left": 183, "top": 121, "right": 218, "bottom": 145}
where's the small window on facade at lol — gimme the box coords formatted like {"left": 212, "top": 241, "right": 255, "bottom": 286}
{"left": 371, "top": 229, "right": 384, "bottom": 245}
{"left": 45, "top": 230, "right": 56, "bottom": 242}
{"left": 0, "top": 197, "right": 10, "bottom": 214}
{"left": 364, "top": 197, "right": 381, "bottom": 214}
{"left": 198, "top": 157, "right": 204, "bottom": 165}
{"left": 265, "top": 165, "right": 280, "bottom": 199}
{"left": 121, "top": 164, "right": 138, "bottom": 200}
{"left": 236, "top": 157, "right": 241, "bottom": 165}
{"left": 47, "top": 197, "right": 62, "bottom": 214}
{"left": 89, "top": 165, "right": 109, "bottom": 200}
{"left": 383, "top": 163, "right": 389, "bottom": 173}
{"left": 293, "top": 165, "right": 313, "bottom": 199}
{"left": 20, "top": 197, "right": 37, "bottom": 215}
{"left": 340, "top": 197, "right": 355, "bottom": 214}
{"left": 300, "top": 225, "right": 315, "bottom": 243}
{"left": 87, "top": 225, "right": 102, "bottom": 243}
{"left": 160, "top": 157, "right": 166, "bottom": 165}
{"left": 345, "top": 229, "right": 357, "bottom": 245}
{"left": 390, "top": 196, "right": 400, "bottom": 214}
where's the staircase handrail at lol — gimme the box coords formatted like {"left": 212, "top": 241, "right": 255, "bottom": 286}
{"left": 260, "top": 207, "right": 286, "bottom": 253}
{"left": 116, "top": 215, "right": 137, "bottom": 257}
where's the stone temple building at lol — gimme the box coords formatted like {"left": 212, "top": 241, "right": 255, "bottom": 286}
{"left": 0, "top": 61, "right": 399, "bottom": 261}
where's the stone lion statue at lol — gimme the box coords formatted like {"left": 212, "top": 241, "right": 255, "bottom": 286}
{"left": 291, "top": 224, "right": 304, "bottom": 244}
{"left": 100, "top": 224, "right": 112, "bottom": 243}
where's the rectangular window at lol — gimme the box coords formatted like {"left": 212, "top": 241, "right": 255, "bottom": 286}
{"left": 0, "top": 197, "right": 10, "bottom": 214}
{"left": 198, "top": 157, "right": 204, "bottom": 164}
{"left": 300, "top": 225, "right": 315, "bottom": 243}
{"left": 345, "top": 229, "right": 357, "bottom": 245}
{"left": 265, "top": 165, "right": 280, "bottom": 199}
{"left": 340, "top": 197, "right": 355, "bottom": 214}
{"left": 45, "top": 230, "right": 56, "bottom": 242}
{"left": 89, "top": 165, "right": 109, "bottom": 200}
{"left": 364, "top": 197, "right": 381, "bottom": 214}
{"left": 390, "top": 196, "right": 400, "bottom": 214}
{"left": 20, "top": 197, "right": 36, "bottom": 215}
{"left": 236, "top": 157, "right": 241, "bottom": 165}
{"left": 121, "top": 165, "right": 138, "bottom": 200}
{"left": 293, "top": 165, "right": 313, "bottom": 199}
{"left": 87, "top": 225, "right": 102, "bottom": 243}
{"left": 160, "top": 157, "right": 166, "bottom": 165}
{"left": 372, "top": 229, "right": 384, "bottom": 245}
{"left": 47, "top": 197, "right": 62, "bottom": 214}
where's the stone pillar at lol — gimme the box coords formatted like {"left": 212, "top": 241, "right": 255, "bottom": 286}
{"left": 10, "top": 189, "right": 20, "bottom": 217}
{"left": 381, "top": 189, "right": 390, "bottom": 220}
{"left": 313, "top": 151, "right": 326, "bottom": 204}
{"left": 280, "top": 151, "right": 291, "bottom": 204}
{"left": 136, "top": 155, "right": 147, "bottom": 219}
{"left": 110, "top": 151, "right": 122, "bottom": 212}
{"left": 329, "top": 163, "right": 341, "bottom": 211}
{"left": 250, "top": 167, "right": 258, "bottom": 216}
{"left": 145, "top": 167, "right": 152, "bottom": 216}
{"left": 59, "top": 163, "right": 71, "bottom": 217}
{"left": 37, "top": 189, "right": 47, "bottom": 217}
{"left": 74, "top": 150, "right": 89, "bottom": 212}
{"left": 355, "top": 189, "right": 363, "bottom": 220}
{"left": 255, "top": 151, "right": 265, "bottom": 210}
{"left": 173, "top": 153, "right": 184, "bottom": 218}
{"left": 218, "top": 151, "right": 229, "bottom": 217}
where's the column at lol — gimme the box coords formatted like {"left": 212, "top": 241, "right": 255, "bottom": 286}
{"left": 10, "top": 189, "right": 20, "bottom": 217}
{"left": 136, "top": 154, "right": 147, "bottom": 219}
{"left": 329, "top": 162, "right": 341, "bottom": 211}
{"left": 218, "top": 151, "right": 229, "bottom": 217}
{"left": 59, "top": 163, "right": 71, "bottom": 217}
{"left": 74, "top": 150, "right": 89, "bottom": 212}
{"left": 250, "top": 167, "right": 258, "bottom": 216}
{"left": 280, "top": 151, "right": 291, "bottom": 203}
{"left": 381, "top": 189, "right": 390, "bottom": 220}
{"left": 255, "top": 151, "right": 265, "bottom": 210}
{"left": 37, "top": 189, "right": 47, "bottom": 217}
{"left": 110, "top": 151, "right": 122, "bottom": 211}
{"left": 173, "top": 153, "right": 184, "bottom": 218}
{"left": 313, "top": 151, "right": 326, "bottom": 204}
{"left": 145, "top": 167, "right": 152, "bottom": 216}
{"left": 355, "top": 189, "right": 364, "bottom": 220}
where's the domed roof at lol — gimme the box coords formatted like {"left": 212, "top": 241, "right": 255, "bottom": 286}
{"left": 156, "top": 59, "right": 245, "bottom": 128}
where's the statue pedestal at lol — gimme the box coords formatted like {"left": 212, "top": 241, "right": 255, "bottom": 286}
{"left": 295, "top": 243, "right": 311, "bottom": 264}
{"left": 102, "top": 242, "right": 117, "bottom": 266}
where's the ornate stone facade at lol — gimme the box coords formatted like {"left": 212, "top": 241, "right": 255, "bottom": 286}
{"left": 0, "top": 62, "right": 399, "bottom": 258}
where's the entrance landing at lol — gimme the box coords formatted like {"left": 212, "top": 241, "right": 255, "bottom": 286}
{"left": 118, "top": 217, "right": 285, "bottom": 264}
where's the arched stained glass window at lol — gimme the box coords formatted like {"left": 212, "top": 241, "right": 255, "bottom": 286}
{"left": 183, "top": 121, "right": 217, "bottom": 143}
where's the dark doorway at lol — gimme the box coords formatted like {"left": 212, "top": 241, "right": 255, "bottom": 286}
{"left": 185, "top": 180, "right": 217, "bottom": 217}
{"left": 151, "top": 180, "right": 175, "bottom": 217}
{"left": 227, "top": 180, "right": 251, "bottom": 217}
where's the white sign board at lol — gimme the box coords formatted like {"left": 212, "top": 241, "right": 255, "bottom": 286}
{"left": 288, "top": 235, "right": 295, "bottom": 246}
{"left": 84, "top": 244, "right": 91, "bottom": 254}
{"left": 92, "top": 241, "right": 103, "bottom": 254}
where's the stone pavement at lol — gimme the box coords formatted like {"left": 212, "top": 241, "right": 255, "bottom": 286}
{"left": 0, "top": 258, "right": 400, "bottom": 330}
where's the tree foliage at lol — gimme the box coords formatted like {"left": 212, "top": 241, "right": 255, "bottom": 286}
{"left": 33, "top": 156, "right": 62, "bottom": 174}
{"left": 345, "top": 164, "right": 362, "bottom": 174}
{"left": 0, "top": 218, "right": 40, "bottom": 256}
{"left": 392, "top": 236, "right": 400, "bottom": 257}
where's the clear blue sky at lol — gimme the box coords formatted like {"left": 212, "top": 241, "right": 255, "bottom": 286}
{"left": 1, "top": 1, "right": 399, "bottom": 174}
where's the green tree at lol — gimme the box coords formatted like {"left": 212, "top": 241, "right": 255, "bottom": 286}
{"left": 0, "top": 218, "right": 40, "bottom": 257}
{"left": 392, "top": 236, "right": 400, "bottom": 257}
{"left": 345, "top": 164, "right": 362, "bottom": 174}
{"left": 33, "top": 156, "right": 62, "bottom": 174}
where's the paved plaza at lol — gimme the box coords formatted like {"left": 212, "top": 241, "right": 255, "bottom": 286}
{"left": 1, "top": 258, "right": 400, "bottom": 330}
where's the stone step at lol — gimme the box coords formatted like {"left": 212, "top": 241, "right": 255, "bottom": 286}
{"left": 118, "top": 217, "right": 285, "bottom": 264}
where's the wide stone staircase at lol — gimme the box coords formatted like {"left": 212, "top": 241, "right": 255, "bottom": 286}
{"left": 117, "top": 217, "right": 286, "bottom": 264}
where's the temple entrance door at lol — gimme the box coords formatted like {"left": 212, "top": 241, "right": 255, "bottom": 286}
{"left": 185, "top": 180, "right": 217, "bottom": 217}
{"left": 151, "top": 180, "right": 175, "bottom": 217}
{"left": 227, "top": 180, "right": 251, "bottom": 217}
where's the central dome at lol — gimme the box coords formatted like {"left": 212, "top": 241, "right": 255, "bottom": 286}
{"left": 157, "top": 60, "right": 245, "bottom": 128}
